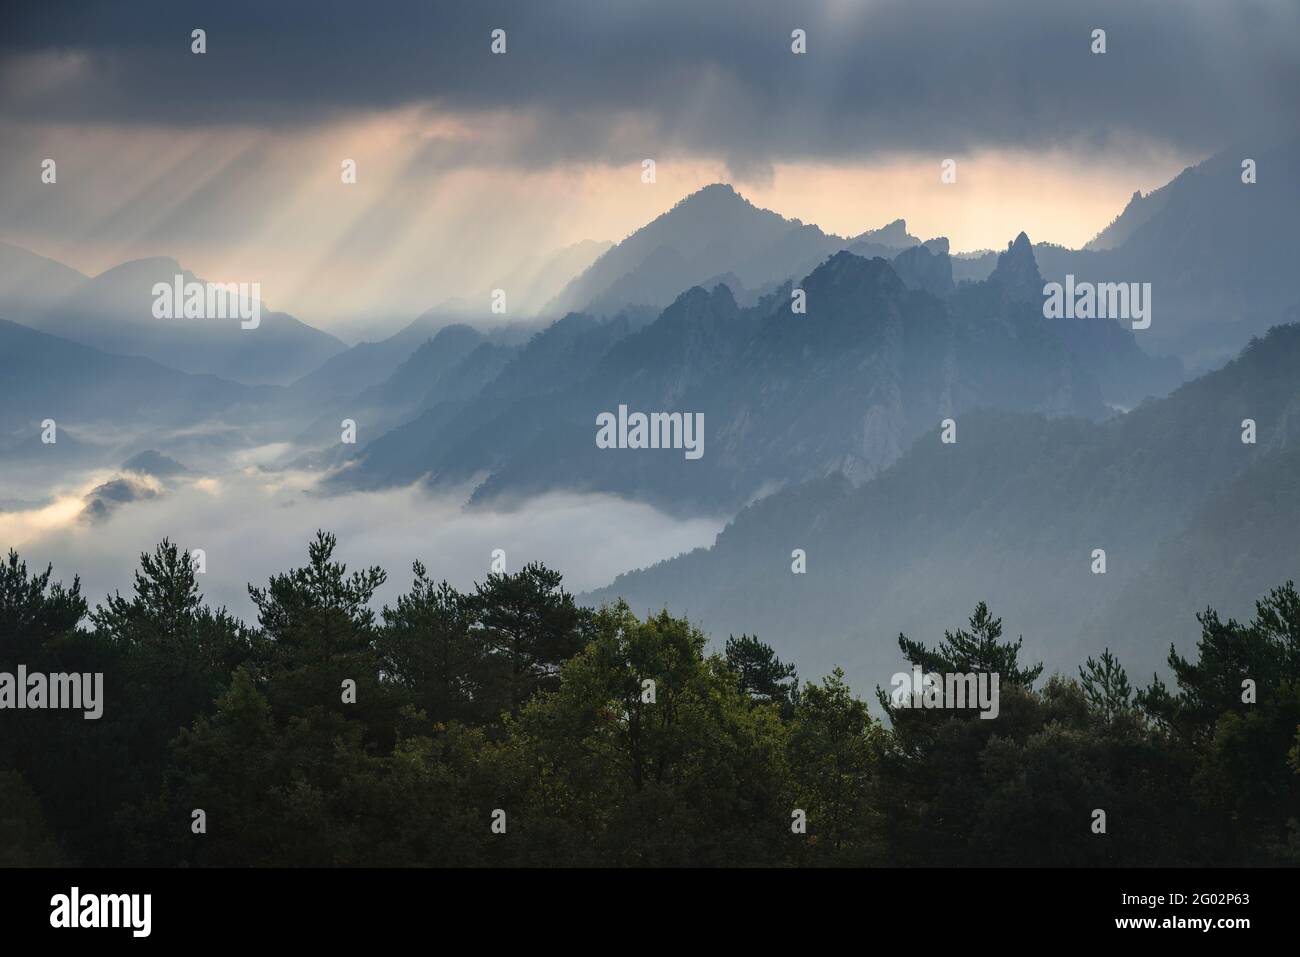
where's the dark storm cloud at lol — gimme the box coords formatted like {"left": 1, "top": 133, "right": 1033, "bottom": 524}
{"left": 2, "top": 0, "right": 1296, "bottom": 165}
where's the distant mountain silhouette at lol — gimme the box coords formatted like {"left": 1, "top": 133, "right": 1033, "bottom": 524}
{"left": 543, "top": 184, "right": 921, "bottom": 317}
{"left": 324, "top": 307, "right": 650, "bottom": 485}
{"left": 1037, "top": 138, "right": 1300, "bottom": 368}
{"left": 534, "top": 139, "right": 1300, "bottom": 374}
{"left": 0, "top": 319, "right": 268, "bottom": 460}
{"left": 891, "top": 241, "right": 955, "bottom": 297}
{"left": 0, "top": 241, "right": 88, "bottom": 321}
{"left": 1083, "top": 186, "right": 1175, "bottom": 252}
{"left": 585, "top": 323, "right": 1300, "bottom": 687}
{"left": 290, "top": 323, "right": 499, "bottom": 451}
{"left": 0, "top": 247, "right": 346, "bottom": 386}
{"left": 284, "top": 300, "right": 544, "bottom": 409}
{"left": 987, "top": 232, "right": 1042, "bottom": 303}
{"left": 851, "top": 218, "right": 920, "bottom": 249}
{"left": 120, "top": 449, "right": 190, "bottom": 477}
{"left": 331, "top": 241, "right": 1178, "bottom": 512}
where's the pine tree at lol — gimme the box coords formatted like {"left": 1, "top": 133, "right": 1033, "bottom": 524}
{"left": 724, "top": 633, "right": 798, "bottom": 712}
{"left": 1078, "top": 647, "right": 1133, "bottom": 723}
{"left": 896, "top": 600, "right": 1043, "bottom": 685}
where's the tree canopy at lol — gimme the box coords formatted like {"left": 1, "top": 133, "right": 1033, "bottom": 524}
{"left": 1, "top": 538, "right": 1296, "bottom": 867}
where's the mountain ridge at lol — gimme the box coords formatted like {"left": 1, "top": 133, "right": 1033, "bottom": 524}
{"left": 584, "top": 322, "right": 1300, "bottom": 686}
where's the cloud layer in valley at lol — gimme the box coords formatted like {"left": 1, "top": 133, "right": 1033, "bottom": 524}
{"left": 1, "top": 467, "right": 724, "bottom": 626}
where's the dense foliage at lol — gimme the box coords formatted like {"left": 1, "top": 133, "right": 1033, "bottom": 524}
{"left": 2, "top": 534, "right": 1297, "bottom": 867}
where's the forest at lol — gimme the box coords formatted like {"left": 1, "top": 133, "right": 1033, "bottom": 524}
{"left": 2, "top": 533, "right": 1297, "bottom": 867}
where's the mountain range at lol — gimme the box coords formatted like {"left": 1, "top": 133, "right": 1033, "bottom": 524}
{"left": 3, "top": 141, "right": 1296, "bottom": 680}
{"left": 0, "top": 244, "right": 345, "bottom": 386}
{"left": 328, "top": 226, "right": 1181, "bottom": 513}
{"left": 585, "top": 321, "right": 1300, "bottom": 686}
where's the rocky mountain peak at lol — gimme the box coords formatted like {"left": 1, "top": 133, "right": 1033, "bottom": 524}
{"left": 988, "top": 232, "right": 1043, "bottom": 303}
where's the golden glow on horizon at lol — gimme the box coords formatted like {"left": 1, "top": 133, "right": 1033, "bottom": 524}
{"left": 3, "top": 112, "right": 1197, "bottom": 328}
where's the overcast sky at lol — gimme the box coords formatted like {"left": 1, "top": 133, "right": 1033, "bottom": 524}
{"left": 1, "top": 0, "right": 1295, "bottom": 327}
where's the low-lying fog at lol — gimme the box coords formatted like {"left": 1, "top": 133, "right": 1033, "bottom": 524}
{"left": 0, "top": 461, "right": 724, "bottom": 624}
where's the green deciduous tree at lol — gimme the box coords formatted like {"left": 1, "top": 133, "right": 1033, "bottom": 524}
{"left": 787, "top": 668, "right": 880, "bottom": 862}
{"left": 481, "top": 602, "right": 791, "bottom": 865}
